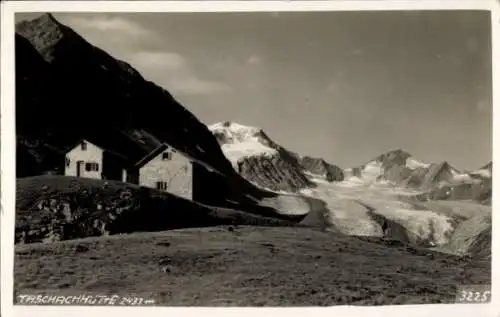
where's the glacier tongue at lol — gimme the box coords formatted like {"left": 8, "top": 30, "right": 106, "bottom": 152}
{"left": 299, "top": 177, "right": 455, "bottom": 246}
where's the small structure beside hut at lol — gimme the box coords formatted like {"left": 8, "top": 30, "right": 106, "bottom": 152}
{"left": 64, "top": 138, "right": 218, "bottom": 201}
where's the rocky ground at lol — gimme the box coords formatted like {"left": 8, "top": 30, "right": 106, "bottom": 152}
{"left": 15, "top": 175, "right": 308, "bottom": 244}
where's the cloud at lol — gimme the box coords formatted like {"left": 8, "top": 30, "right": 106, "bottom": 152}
{"left": 56, "top": 15, "right": 231, "bottom": 96}
{"left": 56, "top": 14, "right": 161, "bottom": 51}
{"left": 172, "top": 78, "right": 232, "bottom": 95}
{"left": 62, "top": 15, "right": 153, "bottom": 38}
{"left": 129, "top": 51, "right": 187, "bottom": 70}
{"left": 127, "top": 50, "right": 232, "bottom": 96}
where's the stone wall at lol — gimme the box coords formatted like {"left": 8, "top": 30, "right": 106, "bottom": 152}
{"left": 139, "top": 148, "right": 193, "bottom": 200}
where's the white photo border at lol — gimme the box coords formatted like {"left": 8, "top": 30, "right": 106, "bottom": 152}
{"left": 1, "top": 1, "right": 498, "bottom": 317}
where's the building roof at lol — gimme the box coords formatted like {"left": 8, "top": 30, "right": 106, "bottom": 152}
{"left": 66, "top": 130, "right": 153, "bottom": 165}
{"left": 67, "top": 138, "right": 129, "bottom": 161}
{"left": 134, "top": 143, "right": 169, "bottom": 168}
{"left": 134, "top": 142, "right": 223, "bottom": 175}
{"left": 65, "top": 131, "right": 224, "bottom": 176}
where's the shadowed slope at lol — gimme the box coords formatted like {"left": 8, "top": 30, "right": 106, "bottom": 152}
{"left": 15, "top": 13, "right": 319, "bottom": 217}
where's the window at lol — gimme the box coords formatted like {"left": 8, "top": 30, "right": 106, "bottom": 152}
{"left": 156, "top": 181, "right": 168, "bottom": 191}
{"left": 85, "top": 162, "right": 99, "bottom": 172}
{"left": 81, "top": 141, "right": 87, "bottom": 151}
{"left": 162, "top": 152, "right": 172, "bottom": 160}
{"left": 65, "top": 157, "right": 70, "bottom": 167}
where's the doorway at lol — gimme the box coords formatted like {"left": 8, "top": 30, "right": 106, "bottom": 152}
{"left": 76, "top": 160, "right": 84, "bottom": 177}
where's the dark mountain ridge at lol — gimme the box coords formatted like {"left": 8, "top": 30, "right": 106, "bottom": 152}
{"left": 16, "top": 13, "right": 233, "bottom": 168}
{"left": 294, "top": 155, "right": 344, "bottom": 182}
{"left": 15, "top": 13, "right": 315, "bottom": 220}
{"left": 482, "top": 161, "right": 493, "bottom": 171}
{"left": 346, "top": 149, "right": 413, "bottom": 179}
{"left": 373, "top": 149, "right": 412, "bottom": 170}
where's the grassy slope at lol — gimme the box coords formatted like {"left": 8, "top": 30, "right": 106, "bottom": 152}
{"left": 15, "top": 226, "right": 490, "bottom": 306}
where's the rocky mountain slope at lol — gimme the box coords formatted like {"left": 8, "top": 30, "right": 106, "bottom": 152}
{"left": 295, "top": 155, "right": 344, "bottom": 182}
{"left": 15, "top": 13, "right": 317, "bottom": 219}
{"left": 207, "top": 117, "right": 492, "bottom": 206}
{"left": 469, "top": 161, "right": 492, "bottom": 179}
{"left": 15, "top": 13, "right": 225, "bottom": 173}
{"left": 411, "top": 161, "right": 492, "bottom": 205}
{"left": 211, "top": 133, "right": 491, "bottom": 251}
{"left": 342, "top": 149, "right": 490, "bottom": 203}
{"left": 209, "top": 121, "right": 344, "bottom": 192}
{"left": 345, "top": 149, "right": 428, "bottom": 184}
{"left": 209, "top": 121, "right": 312, "bottom": 192}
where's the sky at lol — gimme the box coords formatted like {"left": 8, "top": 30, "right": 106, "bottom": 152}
{"left": 16, "top": 11, "right": 492, "bottom": 170}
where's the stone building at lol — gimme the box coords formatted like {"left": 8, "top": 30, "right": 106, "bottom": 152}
{"left": 64, "top": 139, "right": 211, "bottom": 201}
{"left": 134, "top": 143, "right": 194, "bottom": 200}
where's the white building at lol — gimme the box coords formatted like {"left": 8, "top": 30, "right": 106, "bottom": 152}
{"left": 64, "top": 140, "right": 196, "bottom": 200}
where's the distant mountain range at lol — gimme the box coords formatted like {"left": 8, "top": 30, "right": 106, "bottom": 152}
{"left": 346, "top": 149, "right": 489, "bottom": 188}
{"left": 208, "top": 123, "right": 491, "bottom": 205}
{"left": 15, "top": 12, "right": 491, "bottom": 218}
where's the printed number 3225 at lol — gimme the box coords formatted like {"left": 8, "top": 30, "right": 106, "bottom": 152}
{"left": 458, "top": 291, "right": 490, "bottom": 303}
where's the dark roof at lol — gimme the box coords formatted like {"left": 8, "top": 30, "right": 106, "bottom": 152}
{"left": 134, "top": 143, "right": 169, "bottom": 168}
{"left": 134, "top": 142, "right": 222, "bottom": 175}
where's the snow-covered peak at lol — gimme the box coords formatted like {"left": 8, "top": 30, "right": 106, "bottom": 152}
{"left": 209, "top": 121, "right": 268, "bottom": 144}
{"left": 470, "top": 168, "right": 492, "bottom": 179}
{"left": 427, "top": 162, "right": 481, "bottom": 185}
{"left": 481, "top": 162, "right": 493, "bottom": 171}
{"left": 405, "top": 157, "right": 430, "bottom": 169}
{"left": 469, "top": 162, "right": 492, "bottom": 179}
{"left": 209, "top": 121, "right": 278, "bottom": 167}
{"left": 437, "top": 162, "right": 464, "bottom": 179}
{"left": 376, "top": 149, "right": 429, "bottom": 170}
